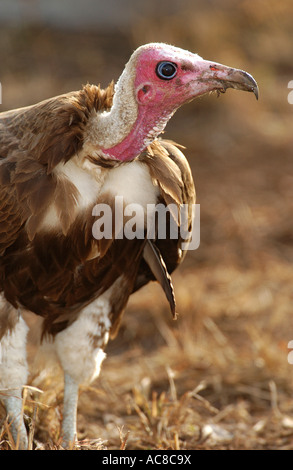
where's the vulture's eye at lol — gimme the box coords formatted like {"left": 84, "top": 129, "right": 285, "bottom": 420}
{"left": 156, "top": 61, "right": 177, "bottom": 80}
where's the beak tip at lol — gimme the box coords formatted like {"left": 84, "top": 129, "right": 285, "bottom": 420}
{"left": 253, "top": 86, "right": 259, "bottom": 100}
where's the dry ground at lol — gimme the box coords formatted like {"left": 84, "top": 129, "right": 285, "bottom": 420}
{"left": 1, "top": 0, "right": 293, "bottom": 450}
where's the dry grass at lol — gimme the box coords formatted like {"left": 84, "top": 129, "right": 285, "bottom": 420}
{"left": 1, "top": 0, "right": 293, "bottom": 450}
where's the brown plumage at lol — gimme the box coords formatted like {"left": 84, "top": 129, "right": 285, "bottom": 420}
{"left": 0, "top": 86, "right": 194, "bottom": 339}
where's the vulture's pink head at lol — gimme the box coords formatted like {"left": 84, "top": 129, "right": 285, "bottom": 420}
{"left": 99, "top": 43, "right": 258, "bottom": 161}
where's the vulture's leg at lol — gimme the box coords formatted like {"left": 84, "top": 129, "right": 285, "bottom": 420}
{"left": 0, "top": 314, "right": 29, "bottom": 449}
{"left": 62, "top": 373, "right": 79, "bottom": 446}
{"left": 54, "top": 298, "right": 111, "bottom": 447}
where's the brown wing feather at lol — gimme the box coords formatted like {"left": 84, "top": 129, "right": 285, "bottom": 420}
{"left": 134, "top": 139, "right": 195, "bottom": 295}
{"left": 143, "top": 239, "right": 177, "bottom": 319}
{"left": 0, "top": 184, "right": 26, "bottom": 254}
{"left": 0, "top": 83, "right": 114, "bottom": 171}
{"left": 0, "top": 83, "right": 114, "bottom": 250}
{"left": 0, "top": 90, "right": 194, "bottom": 341}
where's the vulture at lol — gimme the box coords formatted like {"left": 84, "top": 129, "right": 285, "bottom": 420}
{"left": 0, "top": 43, "right": 258, "bottom": 448}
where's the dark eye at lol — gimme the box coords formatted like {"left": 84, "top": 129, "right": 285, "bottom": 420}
{"left": 156, "top": 61, "right": 177, "bottom": 80}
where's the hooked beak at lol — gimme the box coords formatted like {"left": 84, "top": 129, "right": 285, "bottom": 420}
{"left": 193, "top": 59, "right": 259, "bottom": 100}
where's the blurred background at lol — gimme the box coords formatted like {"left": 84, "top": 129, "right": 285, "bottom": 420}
{"left": 1, "top": 0, "right": 293, "bottom": 450}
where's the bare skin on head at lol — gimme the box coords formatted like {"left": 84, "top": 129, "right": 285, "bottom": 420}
{"left": 90, "top": 43, "right": 258, "bottom": 161}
